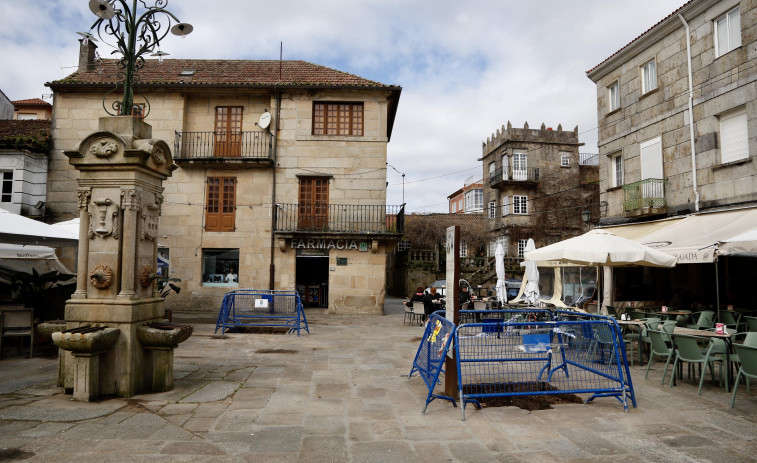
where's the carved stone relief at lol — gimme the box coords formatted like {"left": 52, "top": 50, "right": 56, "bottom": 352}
{"left": 89, "top": 139, "right": 120, "bottom": 158}
{"left": 89, "top": 264, "right": 113, "bottom": 289}
{"left": 140, "top": 200, "right": 160, "bottom": 241}
{"left": 139, "top": 265, "right": 154, "bottom": 288}
{"left": 88, "top": 199, "right": 120, "bottom": 239}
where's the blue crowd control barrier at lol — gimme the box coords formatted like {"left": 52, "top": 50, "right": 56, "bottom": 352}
{"left": 215, "top": 289, "right": 309, "bottom": 336}
{"left": 409, "top": 313, "right": 457, "bottom": 412}
{"left": 454, "top": 311, "right": 635, "bottom": 420}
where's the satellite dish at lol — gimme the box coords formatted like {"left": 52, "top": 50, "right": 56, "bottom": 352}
{"left": 258, "top": 111, "right": 271, "bottom": 129}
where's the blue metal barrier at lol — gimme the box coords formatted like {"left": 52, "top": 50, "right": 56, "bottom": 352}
{"left": 454, "top": 311, "right": 635, "bottom": 420}
{"left": 409, "top": 313, "right": 457, "bottom": 412}
{"left": 215, "top": 289, "right": 309, "bottom": 336}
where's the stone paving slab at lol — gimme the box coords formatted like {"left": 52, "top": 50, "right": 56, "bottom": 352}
{"left": 0, "top": 298, "right": 755, "bottom": 462}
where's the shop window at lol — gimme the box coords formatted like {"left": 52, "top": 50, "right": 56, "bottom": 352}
{"left": 202, "top": 248, "right": 239, "bottom": 286}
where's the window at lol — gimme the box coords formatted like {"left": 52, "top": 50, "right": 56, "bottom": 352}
{"left": 460, "top": 241, "right": 468, "bottom": 258}
{"left": 488, "top": 162, "right": 495, "bottom": 181}
{"left": 641, "top": 59, "right": 657, "bottom": 94}
{"left": 206, "top": 177, "right": 236, "bottom": 232}
{"left": 16, "top": 113, "right": 37, "bottom": 120}
{"left": 640, "top": 136, "right": 663, "bottom": 199}
{"left": 716, "top": 7, "right": 741, "bottom": 57}
{"left": 610, "top": 153, "right": 623, "bottom": 188}
{"left": 517, "top": 239, "right": 528, "bottom": 258}
{"left": 1, "top": 171, "right": 12, "bottom": 202}
{"left": 513, "top": 195, "right": 528, "bottom": 215}
{"left": 501, "top": 195, "right": 509, "bottom": 216}
{"left": 132, "top": 103, "right": 145, "bottom": 119}
{"left": 201, "top": 249, "right": 239, "bottom": 286}
{"left": 608, "top": 81, "right": 620, "bottom": 112}
{"left": 299, "top": 177, "right": 329, "bottom": 229}
{"left": 214, "top": 106, "right": 243, "bottom": 157}
{"left": 397, "top": 240, "right": 411, "bottom": 252}
{"left": 720, "top": 108, "right": 748, "bottom": 163}
{"left": 451, "top": 201, "right": 457, "bottom": 213}
{"left": 512, "top": 151, "right": 527, "bottom": 180}
{"left": 312, "top": 102, "right": 363, "bottom": 136}
{"left": 501, "top": 153, "right": 508, "bottom": 179}
{"left": 464, "top": 189, "right": 483, "bottom": 212}
{"left": 488, "top": 200, "right": 495, "bottom": 219}
{"left": 560, "top": 153, "right": 570, "bottom": 167}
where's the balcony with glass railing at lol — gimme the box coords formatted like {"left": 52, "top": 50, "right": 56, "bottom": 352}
{"left": 622, "top": 178, "right": 667, "bottom": 216}
{"left": 174, "top": 131, "right": 273, "bottom": 165}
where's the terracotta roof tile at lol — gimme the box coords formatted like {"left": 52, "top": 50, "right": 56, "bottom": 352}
{"left": 0, "top": 120, "right": 51, "bottom": 151}
{"left": 12, "top": 98, "right": 51, "bottom": 107}
{"left": 49, "top": 59, "right": 397, "bottom": 89}
{"left": 586, "top": 0, "right": 693, "bottom": 75}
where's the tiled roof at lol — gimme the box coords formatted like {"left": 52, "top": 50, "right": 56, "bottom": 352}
{"left": 0, "top": 120, "right": 51, "bottom": 151}
{"left": 49, "top": 59, "right": 398, "bottom": 89}
{"left": 586, "top": 0, "right": 693, "bottom": 75}
{"left": 12, "top": 98, "right": 51, "bottom": 107}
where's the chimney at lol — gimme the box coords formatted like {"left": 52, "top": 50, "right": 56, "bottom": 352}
{"left": 78, "top": 38, "right": 98, "bottom": 73}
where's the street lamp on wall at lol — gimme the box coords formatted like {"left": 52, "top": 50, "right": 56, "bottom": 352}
{"left": 581, "top": 208, "right": 592, "bottom": 223}
{"left": 81, "top": 0, "right": 193, "bottom": 117}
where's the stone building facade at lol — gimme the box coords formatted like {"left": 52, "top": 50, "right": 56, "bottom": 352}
{"left": 586, "top": 0, "right": 757, "bottom": 223}
{"left": 45, "top": 42, "right": 402, "bottom": 314}
{"left": 481, "top": 122, "right": 599, "bottom": 257}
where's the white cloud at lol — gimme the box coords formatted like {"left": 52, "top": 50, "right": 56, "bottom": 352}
{"left": 0, "top": 0, "right": 684, "bottom": 211}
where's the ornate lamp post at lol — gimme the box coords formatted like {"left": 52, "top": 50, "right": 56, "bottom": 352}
{"left": 84, "top": 0, "right": 192, "bottom": 117}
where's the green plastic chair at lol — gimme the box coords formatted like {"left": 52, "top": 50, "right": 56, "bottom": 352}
{"left": 744, "top": 316, "right": 757, "bottom": 332}
{"left": 669, "top": 334, "right": 728, "bottom": 396}
{"left": 606, "top": 306, "right": 618, "bottom": 318}
{"left": 645, "top": 329, "right": 675, "bottom": 385}
{"left": 720, "top": 311, "right": 744, "bottom": 332}
{"left": 625, "top": 317, "right": 660, "bottom": 364}
{"left": 685, "top": 311, "right": 715, "bottom": 330}
{"left": 629, "top": 311, "right": 646, "bottom": 320}
{"left": 730, "top": 344, "right": 757, "bottom": 408}
{"left": 590, "top": 323, "right": 632, "bottom": 366}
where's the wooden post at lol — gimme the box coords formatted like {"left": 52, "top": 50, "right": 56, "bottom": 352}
{"left": 444, "top": 226, "right": 460, "bottom": 397}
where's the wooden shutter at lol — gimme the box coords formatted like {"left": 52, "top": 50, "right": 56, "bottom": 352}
{"left": 206, "top": 177, "right": 235, "bottom": 231}
{"left": 214, "top": 106, "right": 243, "bottom": 157}
{"left": 298, "top": 177, "right": 329, "bottom": 230}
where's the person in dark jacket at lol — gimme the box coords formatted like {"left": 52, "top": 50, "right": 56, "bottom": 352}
{"left": 406, "top": 286, "right": 425, "bottom": 318}
{"left": 423, "top": 286, "right": 442, "bottom": 319}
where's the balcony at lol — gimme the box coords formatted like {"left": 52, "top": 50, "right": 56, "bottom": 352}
{"left": 275, "top": 203, "right": 404, "bottom": 237}
{"left": 488, "top": 167, "right": 540, "bottom": 188}
{"left": 622, "top": 178, "right": 667, "bottom": 217}
{"left": 174, "top": 131, "right": 272, "bottom": 166}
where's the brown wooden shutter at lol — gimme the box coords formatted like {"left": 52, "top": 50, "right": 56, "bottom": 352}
{"left": 220, "top": 177, "right": 236, "bottom": 231}
{"left": 206, "top": 178, "right": 221, "bottom": 231}
{"left": 214, "top": 106, "right": 243, "bottom": 157}
{"left": 298, "top": 177, "right": 329, "bottom": 230}
{"left": 206, "top": 177, "right": 236, "bottom": 231}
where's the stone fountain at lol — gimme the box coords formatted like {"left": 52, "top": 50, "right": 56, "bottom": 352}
{"left": 55, "top": 116, "right": 190, "bottom": 400}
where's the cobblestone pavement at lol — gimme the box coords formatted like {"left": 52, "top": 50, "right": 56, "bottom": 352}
{"left": 0, "top": 298, "right": 755, "bottom": 462}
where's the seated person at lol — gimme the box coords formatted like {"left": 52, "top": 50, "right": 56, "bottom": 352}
{"left": 460, "top": 285, "right": 472, "bottom": 309}
{"left": 423, "top": 287, "right": 442, "bottom": 318}
{"left": 225, "top": 268, "right": 238, "bottom": 284}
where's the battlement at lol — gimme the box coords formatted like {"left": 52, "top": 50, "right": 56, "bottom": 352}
{"left": 482, "top": 121, "right": 579, "bottom": 157}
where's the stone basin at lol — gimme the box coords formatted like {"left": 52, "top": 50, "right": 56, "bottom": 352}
{"left": 137, "top": 323, "right": 193, "bottom": 348}
{"left": 37, "top": 320, "right": 67, "bottom": 337}
{"left": 52, "top": 326, "right": 120, "bottom": 354}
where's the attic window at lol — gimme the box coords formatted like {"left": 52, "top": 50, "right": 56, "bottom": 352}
{"left": 179, "top": 69, "right": 196, "bottom": 76}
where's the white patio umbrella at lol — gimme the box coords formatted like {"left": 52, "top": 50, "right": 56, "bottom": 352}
{"left": 524, "top": 229, "right": 677, "bottom": 313}
{"left": 0, "top": 209, "right": 78, "bottom": 247}
{"left": 523, "top": 238, "right": 540, "bottom": 306}
{"left": 494, "top": 243, "right": 506, "bottom": 304}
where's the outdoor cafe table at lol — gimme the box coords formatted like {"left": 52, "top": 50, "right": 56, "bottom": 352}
{"left": 618, "top": 319, "right": 646, "bottom": 363}
{"left": 672, "top": 327, "right": 734, "bottom": 392}
{"left": 656, "top": 310, "right": 691, "bottom": 320}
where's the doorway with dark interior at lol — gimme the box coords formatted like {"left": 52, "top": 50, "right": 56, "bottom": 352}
{"left": 296, "top": 253, "right": 329, "bottom": 308}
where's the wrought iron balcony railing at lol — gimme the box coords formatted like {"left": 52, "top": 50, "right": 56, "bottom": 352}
{"left": 174, "top": 131, "right": 272, "bottom": 161}
{"left": 623, "top": 178, "right": 666, "bottom": 211}
{"left": 488, "top": 167, "right": 540, "bottom": 187}
{"left": 275, "top": 203, "right": 404, "bottom": 235}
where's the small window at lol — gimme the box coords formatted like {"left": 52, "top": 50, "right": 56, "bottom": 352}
{"left": 312, "top": 102, "right": 363, "bottom": 136}
{"left": 716, "top": 7, "right": 741, "bottom": 57}
{"left": 202, "top": 249, "right": 239, "bottom": 286}
{"left": 608, "top": 81, "right": 620, "bottom": 112}
{"left": 1, "top": 171, "right": 12, "bottom": 202}
{"left": 610, "top": 153, "right": 623, "bottom": 188}
{"left": 206, "top": 177, "right": 236, "bottom": 232}
{"left": 517, "top": 239, "right": 528, "bottom": 258}
{"left": 641, "top": 59, "right": 657, "bottom": 94}
{"left": 460, "top": 241, "right": 468, "bottom": 258}
{"left": 720, "top": 108, "right": 748, "bottom": 163}
{"left": 513, "top": 195, "right": 528, "bottom": 215}
{"left": 179, "top": 69, "right": 196, "bottom": 76}
{"left": 501, "top": 195, "right": 509, "bottom": 216}
{"left": 560, "top": 153, "right": 570, "bottom": 167}
{"left": 488, "top": 201, "right": 496, "bottom": 219}
{"left": 132, "top": 103, "right": 145, "bottom": 119}
{"left": 397, "top": 240, "right": 411, "bottom": 252}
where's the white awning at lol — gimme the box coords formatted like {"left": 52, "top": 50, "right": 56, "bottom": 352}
{"left": 601, "top": 207, "right": 757, "bottom": 263}
{"left": 0, "top": 243, "right": 74, "bottom": 284}
{"left": 0, "top": 209, "right": 78, "bottom": 247}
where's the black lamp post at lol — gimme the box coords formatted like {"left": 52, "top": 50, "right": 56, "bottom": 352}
{"left": 83, "top": 0, "right": 192, "bottom": 117}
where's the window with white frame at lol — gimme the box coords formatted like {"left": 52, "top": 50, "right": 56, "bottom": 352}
{"left": 460, "top": 241, "right": 468, "bottom": 258}
{"left": 488, "top": 200, "right": 495, "bottom": 219}
{"left": 716, "top": 7, "right": 741, "bottom": 57}
{"left": 488, "top": 162, "right": 495, "bottom": 180}
{"left": 464, "top": 189, "right": 483, "bottom": 212}
{"left": 720, "top": 108, "right": 748, "bottom": 163}
{"left": 1, "top": 171, "right": 12, "bottom": 203}
{"left": 512, "top": 151, "right": 527, "bottom": 180}
{"left": 501, "top": 153, "right": 508, "bottom": 179}
{"left": 451, "top": 201, "right": 457, "bottom": 213}
{"left": 517, "top": 239, "right": 528, "bottom": 258}
{"left": 641, "top": 59, "right": 657, "bottom": 94}
{"left": 608, "top": 81, "right": 620, "bottom": 112}
{"left": 513, "top": 195, "right": 528, "bottom": 214}
{"left": 560, "top": 152, "right": 570, "bottom": 167}
{"left": 610, "top": 153, "right": 623, "bottom": 188}
{"left": 501, "top": 195, "right": 509, "bottom": 216}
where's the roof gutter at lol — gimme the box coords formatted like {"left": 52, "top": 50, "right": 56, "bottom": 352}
{"left": 678, "top": 13, "right": 700, "bottom": 213}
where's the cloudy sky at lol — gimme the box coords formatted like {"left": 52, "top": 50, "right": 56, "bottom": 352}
{"left": 0, "top": 0, "right": 684, "bottom": 212}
